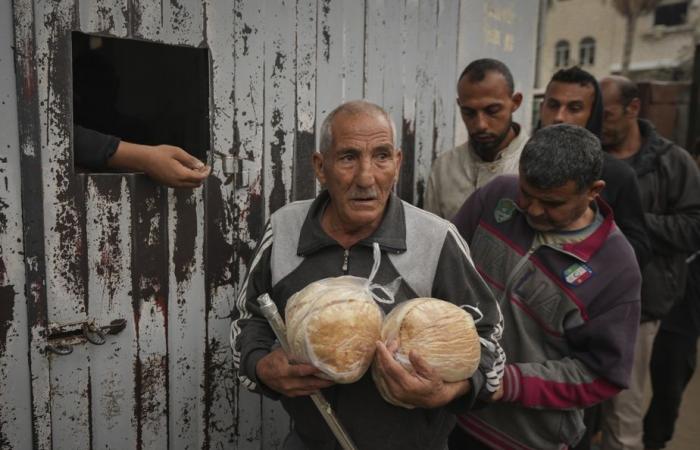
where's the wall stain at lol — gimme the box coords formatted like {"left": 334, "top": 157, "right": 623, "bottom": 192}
{"left": 272, "top": 51, "right": 286, "bottom": 76}
{"left": 321, "top": 0, "right": 331, "bottom": 61}
{"left": 49, "top": 14, "right": 88, "bottom": 305}
{"left": 205, "top": 176, "right": 235, "bottom": 291}
{"left": 0, "top": 285, "right": 16, "bottom": 355}
{"left": 93, "top": 178, "right": 123, "bottom": 303}
{"left": 204, "top": 338, "right": 236, "bottom": 447}
{"left": 173, "top": 190, "right": 197, "bottom": 286}
{"left": 241, "top": 24, "right": 252, "bottom": 56}
{"left": 294, "top": 130, "right": 316, "bottom": 200}
{"left": 399, "top": 118, "right": 416, "bottom": 204}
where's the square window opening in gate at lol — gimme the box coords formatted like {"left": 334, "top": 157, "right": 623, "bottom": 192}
{"left": 71, "top": 32, "right": 210, "bottom": 171}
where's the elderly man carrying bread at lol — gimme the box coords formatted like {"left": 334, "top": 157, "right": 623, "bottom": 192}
{"left": 231, "top": 100, "right": 504, "bottom": 450}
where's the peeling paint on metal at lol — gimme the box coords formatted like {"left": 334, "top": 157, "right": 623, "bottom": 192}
{"left": 0, "top": 286, "right": 15, "bottom": 355}
{"left": 400, "top": 118, "right": 416, "bottom": 204}
{"left": 173, "top": 190, "right": 197, "bottom": 287}
{"left": 6, "top": 1, "right": 540, "bottom": 449}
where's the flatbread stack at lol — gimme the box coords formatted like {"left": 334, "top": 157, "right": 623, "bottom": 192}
{"left": 285, "top": 276, "right": 383, "bottom": 383}
{"left": 373, "top": 297, "right": 481, "bottom": 408}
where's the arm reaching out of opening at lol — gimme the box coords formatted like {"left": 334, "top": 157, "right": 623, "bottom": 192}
{"left": 107, "top": 141, "right": 211, "bottom": 188}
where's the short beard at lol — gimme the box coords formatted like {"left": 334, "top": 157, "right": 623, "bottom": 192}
{"left": 470, "top": 119, "right": 513, "bottom": 160}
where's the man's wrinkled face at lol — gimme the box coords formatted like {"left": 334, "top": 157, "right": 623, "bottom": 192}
{"left": 540, "top": 81, "right": 595, "bottom": 128}
{"left": 601, "top": 81, "right": 633, "bottom": 149}
{"left": 313, "top": 112, "right": 402, "bottom": 233}
{"left": 517, "top": 174, "right": 598, "bottom": 232}
{"left": 457, "top": 72, "right": 521, "bottom": 155}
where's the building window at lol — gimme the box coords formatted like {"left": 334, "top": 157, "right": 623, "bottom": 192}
{"left": 555, "top": 40, "right": 570, "bottom": 67}
{"left": 654, "top": 2, "right": 689, "bottom": 27}
{"left": 579, "top": 37, "right": 595, "bottom": 66}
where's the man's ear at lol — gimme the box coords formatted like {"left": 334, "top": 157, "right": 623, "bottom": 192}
{"left": 312, "top": 152, "right": 326, "bottom": 186}
{"left": 588, "top": 179, "right": 606, "bottom": 200}
{"left": 625, "top": 98, "right": 641, "bottom": 118}
{"left": 511, "top": 92, "right": 523, "bottom": 112}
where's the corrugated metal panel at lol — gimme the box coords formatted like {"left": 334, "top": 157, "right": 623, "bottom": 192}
{"left": 231, "top": 1, "right": 267, "bottom": 447}
{"left": 13, "top": 0, "right": 56, "bottom": 446}
{"left": 0, "top": 0, "right": 33, "bottom": 447}
{"left": 86, "top": 175, "right": 138, "bottom": 449}
{"left": 5, "top": 1, "right": 540, "bottom": 449}
{"left": 202, "top": 0, "right": 238, "bottom": 447}
{"left": 294, "top": 0, "right": 319, "bottom": 201}
{"left": 130, "top": 177, "right": 169, "bottom": 450}
{"left": 168, "top": 188, "right": 207, "bottom": 449}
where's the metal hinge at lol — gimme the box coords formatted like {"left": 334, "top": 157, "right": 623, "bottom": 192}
{"left": 45, "top": 318, "right": 127, "bottom": 356}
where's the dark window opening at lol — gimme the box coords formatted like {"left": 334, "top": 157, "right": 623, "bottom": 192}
{"left": 555, "top": 40, "right": 570, "bottom": 67}
{"left": 654, "top": 2, "right": 689, "bottom": 27}
{"left": 579, "top": 37, "right": 595, "bottom": 66}
{"left": 71, "top": 32, "right": 210, "bottom": 169}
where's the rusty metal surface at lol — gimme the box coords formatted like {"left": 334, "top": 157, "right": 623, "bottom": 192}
{"left": 86, "top": 175, "right": 137, "bottom": 449}
{"left": 79, "top": 0, "right": 128, "bottom": 36}
{"left": 5, "top": 1, "right": 539, "bottom": 449}
{"left": 231, "top": 1, "right": 267, "bottom": 447}
{"left": 130, "top": 176, "right": 169, "bottom": 450}
{"left": 203, "top": 0, "right": 237, "bottom": 447}
{"left": 12, "top": 0, "right": 53, "bottom": 447}
{"left": 168, "top": 188, "right": 207, "bottom": 449}
{"left": 294, "top": 0, "right": 318, "bottom": 201}
{"left": 0, "top": 0, "right": 33, "bottom": 447}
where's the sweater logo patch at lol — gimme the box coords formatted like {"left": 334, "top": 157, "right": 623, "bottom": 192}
{"left": 563, "top": 263, "right": 593, "bottom": 286}
{"left": 494, "top": 198, "right": 516, "bottom": 223}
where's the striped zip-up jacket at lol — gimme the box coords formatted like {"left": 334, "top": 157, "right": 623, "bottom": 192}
{"left": 231, "top": 191, "right": 504, "bottom": 450}
{"left": 452, "top": 175, "right": 641, "bottom": 450}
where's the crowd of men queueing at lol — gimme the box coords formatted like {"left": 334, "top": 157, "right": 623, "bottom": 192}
{"left": 77, "top": 59, "right": 700, "bottom": 450}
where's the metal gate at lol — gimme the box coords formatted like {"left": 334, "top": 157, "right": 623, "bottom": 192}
{"left": 0, "top": 0, "right": 538, "bottom": 448}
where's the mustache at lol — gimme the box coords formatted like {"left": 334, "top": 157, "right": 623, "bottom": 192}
{"left": 348, "top": 188, "right": 378, "bottom": 200}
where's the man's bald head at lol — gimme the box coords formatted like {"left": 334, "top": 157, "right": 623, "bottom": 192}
{"left": 600, "top": 75, "right": 641, "bottom": 151}
{"left": 600, "top": 76, "right": 640, "bottom": 109}
{"left": 318, "top": 100, "right": 397, "bottom": 154}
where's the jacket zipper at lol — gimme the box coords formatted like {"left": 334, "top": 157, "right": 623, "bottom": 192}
{"left": 503, "top": 246, "right": 537, "bottom": 301}
{"left": 342, "top": 249, "right": 349, "bottom": 274}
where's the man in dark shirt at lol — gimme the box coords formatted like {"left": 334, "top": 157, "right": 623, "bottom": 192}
{"left": 599, "top": 75, "right": 700, "bottom": 450}
{"left": 538, "top": 67, "right": 652, "bottom": 449}
{"left": 539, "top": 67, "right": 650, "bottom": 269}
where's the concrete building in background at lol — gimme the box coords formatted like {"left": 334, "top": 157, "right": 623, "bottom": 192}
{"left": 537, "top": 0, "right": 700, "bottom": 87}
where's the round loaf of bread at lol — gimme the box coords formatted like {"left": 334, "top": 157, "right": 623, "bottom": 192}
{"left": 285, "top": 276, "right": 383, "bottom": 383}
{"left": 372, "top": 298, "right": 481, "bottom": 408}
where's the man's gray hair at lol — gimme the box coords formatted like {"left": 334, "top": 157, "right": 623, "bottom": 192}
{"left": 318, "top": 100, "right": 397, "bottom": 153}
{"left": 520, "top": 124, "right": 603, "bottom": 192}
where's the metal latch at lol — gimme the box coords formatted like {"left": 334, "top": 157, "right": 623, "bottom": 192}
{"left": 45, "top": 318, "right": 127, "bottom": 356}
{"left": 214, "top": 151, "right": 250, "bottom": 188}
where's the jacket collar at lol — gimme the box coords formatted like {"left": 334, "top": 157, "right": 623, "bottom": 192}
{"left": 296, "top": 190, "right": 407, "bottom": 256}
{"left": 632, "top": 119, "right": 673, "bottom": 176}
{"left": 558, "top": 196, "right": 616, "bottom": 262}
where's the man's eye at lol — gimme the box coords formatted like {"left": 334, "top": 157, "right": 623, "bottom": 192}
{"left": 486, "top": 106, "right": 502, "bottom": 115}
{"left": 340, "top": 153, "right": 355, "bottom": 162}
{"left": 462, "top": 108, "right": 476, "bottom": 117}
{"left": 376, "top": 152, "right": 390, "bottom": 161}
